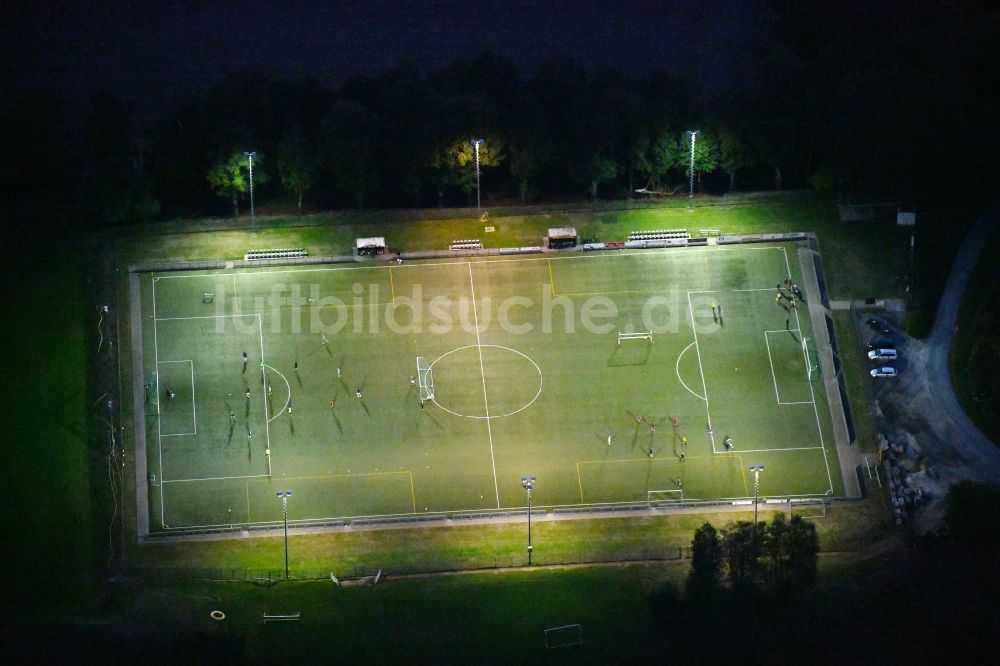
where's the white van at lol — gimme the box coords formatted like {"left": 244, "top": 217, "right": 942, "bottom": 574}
{"left": 868, "top": 348, "right": 898, "bottom": 361}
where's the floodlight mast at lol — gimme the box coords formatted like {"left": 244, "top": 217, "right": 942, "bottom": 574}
{"left": 244, "top": 151, "right": 257, "bottom": 229}
{"left": 521, "top": 475, "right": 536, "bottom": 565}
{"left": 749, "top": 465, "right": 764, "bottom": 554}
{"left": 471, "top": 139, "right": 485, "bottom": 215}
{"left": 687, "top": 131, "right": 699, "bottom": 203}
{"left": 276, "top": 490, "right": 293, "bottom": 578}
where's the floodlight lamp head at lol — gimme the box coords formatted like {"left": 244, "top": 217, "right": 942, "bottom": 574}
{"left": 471, "top": 138, "right": 485, "bottom": 146}
{"left": 244, "top": 151, "right": 257, "bottom": 159}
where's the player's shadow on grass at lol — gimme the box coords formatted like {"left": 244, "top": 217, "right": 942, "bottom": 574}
{"left": 607, "top": 345, "right": 651, "bottom": 367}
{"left": 288, "top": 417, "right": 295, "bottom": 436}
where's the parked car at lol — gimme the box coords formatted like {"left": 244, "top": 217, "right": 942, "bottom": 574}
{"left": 868, "top": 348, "right": 898, "bottom": 361}
{"left": 866, "top": 317, "right": 892, "bottom": 335}
{"left": 867, "top": 337, "right": 893, "bottom": 350}
{"left": 870, "top": 366, "right": 897, "bottom": 378}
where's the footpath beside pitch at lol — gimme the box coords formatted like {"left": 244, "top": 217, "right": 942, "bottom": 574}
{"left": 799, "top": 242, "right": 863, "bottom": 498}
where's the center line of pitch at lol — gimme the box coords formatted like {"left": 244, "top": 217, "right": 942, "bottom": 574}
{"left": 468, "top": 263, "right": 501, "bottom": 509}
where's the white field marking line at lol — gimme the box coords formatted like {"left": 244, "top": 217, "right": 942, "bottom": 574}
{"left": 264, "top": 364, "right": 291, "bottom": 422}
{"left": 675, "top": 342, "right": 707, "bottom": 401}
{"left": 427, "top": 344, "right": 543, "bottom": 418}
{"left": 153, "top": 244, "right": 788, "bottom": 280}
{"left": 232, "top": 275, "right": 238, "bottom": 313}
{"left": 152, "top": 275, "right": 165, "bottom": 527}
{"left": 763, "top": 331, "right": 782, "bottom": 404}
{"left": 785, "top": 246, "right": 835, "bottom": 494}
{"left": 258, "top": 314, "right": 272, "bottom": 478}
{"left": 160, "top": 432, "right": 196, "bottom": 437}
{"left": 686, "top": 291, "right": 716, "bottom": 452}
{"left": 468, "top": 263, "right": 501, "bottom": 509}
{"left": 162, "top": 473, "right": 271, "bottom": 483}
{"left": 688, "top": 287, "right": 774, "bottom": 293}
{"left": 155, "top": 313, "right": 259, "bottom": 321}
{"left": 762, "top": 330, "right": 814, "bottom": 406}
{"left": 730, "top": 446, "right": 825, "bottom": 453}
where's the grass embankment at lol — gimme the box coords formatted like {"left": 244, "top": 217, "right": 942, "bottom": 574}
{"left": 118, "top": 192, "right": 907, "bottom": 301}
{"left": 132, "top": 500, "right": 887, "bottom": 577}
{"left": 0, "top": 233, "right": 95, "bottom": 621}
{"left": 951, "top": 223, "right": 1000, "bottom": 445}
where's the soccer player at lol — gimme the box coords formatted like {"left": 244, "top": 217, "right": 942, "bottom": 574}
{"left": 229, "top": 411, "right": 236, "bottom": 424}
{"left": 287, "top": 402, "right": 293, "bottom": 415}
{"left": 681, "top": 436, "right": 688, "bottom": 447}
{"left": 648, "top": 448, "right": 654, "bottom": 458}
{"left": 679, "top": 452, "right": 686, "bottom": 462}
{"left": 337, "top": 367, "right": 342, "bottom": 378}
{"left": 649, "top": 421, "right": 656, "bottom": 433}
{"left": 245, "top": 388, "right": 251, "bottom": 399}
{"left": 410, "top": 375, "right": 416, "bottom": 386}
{"left": 635, "top": 414, "right": 642, "bottom": 424}
{"left": 607, "top": 434, "right": 613, "bottom": 446}
{"left": 671, "top": 416, "right": 680, "bottom": 428}
{"left": 329, "top": 399, "right": 337, "bottom": 409}
{"left": 321, "top": 334, "right": 328, "bottom": 346}
{"left": 294, "top": 361, "right": 298, "bottom": 371}
{"left": 356, "top": 387, "right": 362, "bottom": 398}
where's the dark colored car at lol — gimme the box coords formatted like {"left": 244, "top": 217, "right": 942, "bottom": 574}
{"left": 866, "top": 317, "right": 892, "bottom": 335}
{"left": 867, "top": 337, "right": 893, "bottom": 350}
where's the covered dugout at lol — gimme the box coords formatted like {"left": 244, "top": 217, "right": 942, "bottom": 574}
{"left": 356, "top": 236, "right": 386, "bottom": 257}
{"left": 547, "top": 227, "right": 578, "bottom": 249}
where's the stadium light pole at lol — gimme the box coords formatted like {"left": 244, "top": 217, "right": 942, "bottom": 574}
{"left": 749, "top": 464, "right": 764, "bottom": 543}
{"left": 244, "top": 151, "right": 257, "bottom": 229}
{"left": 687, "top": 131, "right": 699, "bottom": 205}
{"left": 276, "top": 490, "right": 293, "bottom": 579}
{"left": 521, "top": 475, "right": 536, "bottom": 565}
{"left": 471, "top": 138, "right": 485, "bottom": 215}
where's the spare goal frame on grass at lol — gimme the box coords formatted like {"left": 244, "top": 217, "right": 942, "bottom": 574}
{"left": 618, "top": 330, "right": 653, "bottom": 345}
{"left": 416, "top": 356, "right": 434, "bottom": 401}
{"left": 544, "top": 623, "right": 583, "bottom": 649}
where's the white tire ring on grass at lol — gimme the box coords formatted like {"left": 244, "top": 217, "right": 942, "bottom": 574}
{"left": 210, "top": 610, "right": 226, "bottom": 621}
{"left": 429, "top": 345, "right": 542, "bottom": 419}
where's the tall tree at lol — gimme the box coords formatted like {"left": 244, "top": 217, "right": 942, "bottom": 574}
{"left": 717, "top": 126, "right": 756, "bottom": 192}
{"left": 322, "top": 101, "right": 381, "bottom": 209}
{"left": 277, "top": 127, "right": 316, "bottom": 213}
{"left": 430, "top": 137, "right": 503, "bottom": 207}
{"left": 207, "top": 152, "right": 268, "bottom": 217}
{"left": 687, "top": 522, "right": 723, "bottom": 599}
{"left": 722, "top": 521, "right": 759, "bottom": 589}
{"left": 79, "top": 92, "right": 160, "bottom": 225}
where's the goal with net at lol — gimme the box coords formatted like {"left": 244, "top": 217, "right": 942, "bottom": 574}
{"left": 618, "top": 330, "right": 653, "bottom": 345}
{"left": 802, "top": 336, "right": 821, "bottom": 381}
{"left": 647, "top": 489, "right": 684, "bottom": 508}
{"left": 416, "top": 357, "right": 434, "bottom": 401}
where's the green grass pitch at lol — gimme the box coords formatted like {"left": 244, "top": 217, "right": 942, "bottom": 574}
{"left": 140, "top": 244, "right": 842, "bottom": 531}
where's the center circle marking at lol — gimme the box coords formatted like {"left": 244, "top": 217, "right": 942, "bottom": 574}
{"left": 428, "top": 344, "right": 543, "bottom": 419}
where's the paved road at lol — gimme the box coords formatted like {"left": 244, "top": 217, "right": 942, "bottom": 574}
{"left": 881, "top": 209, "right": 1000, "bottom": 481}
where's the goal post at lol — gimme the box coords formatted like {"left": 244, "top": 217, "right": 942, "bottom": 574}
{"left": 544, "top": 624, "right": 583, "bottom": 649}
{"left": 647, "top": 489, "right": 684, "bottom": 508}
{"left": 618, "top": 330, "right": 653, "bottom": 345}
{"left": 416, "top": 357, "right": 434, "bottom": 401}
{"left": 802, "top": 336, "right": 821, "bottom": 381}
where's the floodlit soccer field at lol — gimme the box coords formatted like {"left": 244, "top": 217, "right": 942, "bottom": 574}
{"left": 139, "top": 245, "right": 842, "bottom": 532}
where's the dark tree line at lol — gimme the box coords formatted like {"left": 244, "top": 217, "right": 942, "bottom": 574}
{"left": 1, "top": 3, "right": 996, "bottom": 228}
{"left": 687, "top": 515, "right": 820, "bottom": 599}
